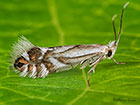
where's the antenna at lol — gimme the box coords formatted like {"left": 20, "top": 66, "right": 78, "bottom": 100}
{"left": 112, "top": 14, "right": 117, "bottom": 42}
{"left": 117, "top": 2, "right": 129, "bottom": 45}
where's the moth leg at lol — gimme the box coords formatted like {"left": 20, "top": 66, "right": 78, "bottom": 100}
{"left": 87, "top": 56, "right": 103, "bottom": 87}
{"left": 87, "top": 63, "right": 98, "bottom": 87}
{"left": 112, "top": 58, "right": 125, "bottom": 64}
{"left": 93, "top": 69, "right": 95, "bottom": 73}
{"left": 88, "top": 67, "right": 95, "bottom": 74}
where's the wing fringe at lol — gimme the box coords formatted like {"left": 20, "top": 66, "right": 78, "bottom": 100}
{"left": 9, "top": 36, "right": 34, "bottom": 65}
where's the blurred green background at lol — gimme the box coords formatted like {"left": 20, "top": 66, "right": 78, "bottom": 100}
{"left": 0, "top": 0, "right": 140, "bottom": 105}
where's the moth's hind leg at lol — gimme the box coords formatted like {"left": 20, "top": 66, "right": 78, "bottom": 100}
{"left": 87, "top": 56, "right": 103, "bottom": 87}
{"left": 112, "top": 58, "right": 125, "bottom": 64}
{"left": 87, "top": 63, "right": 97, "bottom": 87}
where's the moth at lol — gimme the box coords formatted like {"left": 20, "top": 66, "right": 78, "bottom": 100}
{"left": 10, "top": 2, "right": 129, "bottom": 86}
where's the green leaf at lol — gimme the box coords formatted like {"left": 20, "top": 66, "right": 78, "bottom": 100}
{"left": 0, "top": 0, "right": 140, "bottom": 105}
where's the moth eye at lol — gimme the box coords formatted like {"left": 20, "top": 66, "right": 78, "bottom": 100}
{"left": 107, "top": 50, "right": 112, "bottom": 57}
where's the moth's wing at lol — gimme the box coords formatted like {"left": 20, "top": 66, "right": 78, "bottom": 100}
{"left": 55, "top": 65, "right": 73, "bottom": 72}
{"left": 56, "top": 61, "right": 81, "bottom": 72}
{"left": 10, "top": 36, "right": 34, "bottom": 65}
{"left": 80, "top": 52, "right": 104, "bottom": 69}
{"left": 45, "top": 45, "right": 106, "bottom": 73}
{"left": 80, "top": 59, "right": 90, "bottom": 69}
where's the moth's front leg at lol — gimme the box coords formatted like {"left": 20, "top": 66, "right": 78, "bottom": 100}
{"left": 112, "top": 58, "right": 125, "bottom": 64}
{"left": 87, "top": 56, "right": 103, "bottom": 87}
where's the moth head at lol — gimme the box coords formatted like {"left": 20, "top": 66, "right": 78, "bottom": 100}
{"left": 106, "top": 41, "right": 117, "bottom": 59}
{"left": 106, "top": 2, "right": 129, "bottom": 59}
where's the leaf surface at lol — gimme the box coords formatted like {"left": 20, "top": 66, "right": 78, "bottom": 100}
{"left": 0, "top": 0, "right": 140, "bottom": 105}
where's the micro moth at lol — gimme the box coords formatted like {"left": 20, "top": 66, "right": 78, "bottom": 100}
{"left": 10, "top": 2, "right": 129, "bottom": 86}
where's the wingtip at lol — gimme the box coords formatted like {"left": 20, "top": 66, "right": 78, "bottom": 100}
{"left": 9, "top": 36, "right": 34, "bottom": 65}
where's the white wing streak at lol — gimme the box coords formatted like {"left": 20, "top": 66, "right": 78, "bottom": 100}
{"left": 53, "top": 44, "right": 107, "bottom": 58}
